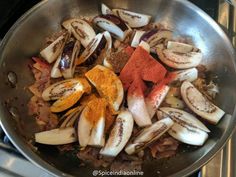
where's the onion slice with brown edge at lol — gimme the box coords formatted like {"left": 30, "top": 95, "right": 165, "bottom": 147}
{"left": 77, "top": 33, "right": 107, "bottom": 66}
{"left": 125, "top": 117, "right": 174, "bottom": 155}
{"left": 35, "top": 127, "right": 77, "bottom": 145}
{"left": 180, "top": 81, "right": 225, "bottom": 124}
{"left": 100, "top": 110, "right": 134, "bottom": 157}
{"left": 40, "top": 31, "right": 69, "bottom": 63}
{"left": 62, "top": 18, "right": 96, "bottom": 47}
{"left": 112, "top": 9, "right": 151, "bottom": 28}
{"left": 93, "top": 14, "right": 132, "bottom": 41}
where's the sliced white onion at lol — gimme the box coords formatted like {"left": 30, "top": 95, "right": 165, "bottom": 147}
{"left": 131, "top": 30, "right": 145, "bottom": 47}
{"left": 77, "top": 33, "right": 107, "bottom": 66}
{"left": 35, "top": 127, "right": 76, "bottom": 145}
{"left": 125, "top": 117, "right": 174, "bottom": 155}
{"left": 181, "top": 81, "right": 225, "bottom": 124}
{"left": 112, "top": 9, "right": 151, "bottom": 28}
{"left": 93, "top": 14, "right": 131, "bottom": 41}
{"left": 62, "top": 18, "right": 96, "bottom": 47}
{"left": 100, "top": 110, "right": 134, "bottom": 157}
{"left": 40, "top": 32, "right": 69, "bottom": 63}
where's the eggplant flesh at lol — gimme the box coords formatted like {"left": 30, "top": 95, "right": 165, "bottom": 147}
{"left": 93, "top": 14, "right": 131, "bottom": 41}
{"left": 159, "top": 107, "right": 209, "bottom": 146}
{"left": 181, "top": 81, "right": 225, "bottom": 124}
{"left": 62, "top": 18, "right": 96, "bottom": 47}
{"left": 35, "top": 127, "right": 77, "bottom": 145}
{"left": 125, "top": 117, "right": 174, "bottom": 155}
{"left": 40, "top": 32, "right": 69, "bottom": 63}
{"left": 57, "top": 38, "right": 80, "bottom": 79}
{"left": 100, "top": 110, "right": 134, "bottom": 157}
{"left": 77, "top": 33, "right": 107, "bottom": 66}
{"left": 112, "top": 9, "right": 151, "bottom": 28}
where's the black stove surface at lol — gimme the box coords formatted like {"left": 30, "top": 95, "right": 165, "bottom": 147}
{"left": 0, "top": 0, "right": 219, "bottom": 38}
{"left": 0, "top": 1, "right": 219, "bottom": 177}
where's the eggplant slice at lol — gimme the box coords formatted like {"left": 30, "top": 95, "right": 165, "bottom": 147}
{"left": 112, "top": 8, "right": 151, "bottom": 28}
{"left": 93, "top": 14, "right": 132, "bottom": 41}
{"left": 59, "top": 39, "right": 81, "bottom": 79}
{"left": 77, "top": 33, "right": 107, "bottom": 66}
{"left": 125, "top": 117, "right": 174, "bottom": 155}
{"left": 40, "top": 31, "right": 69, "bottom": 63}
{"left": 62, "top": 18, "right": 96, "bottom": 47}
{"left": 181, "top": 81, "right": 225, "bottom": 124}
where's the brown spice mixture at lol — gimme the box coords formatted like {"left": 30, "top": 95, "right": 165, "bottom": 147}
{"left": 106, "top": 50, "right": 131, "bottom": 73}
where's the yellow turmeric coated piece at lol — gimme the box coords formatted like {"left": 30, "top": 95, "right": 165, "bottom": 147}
{"left": 50, "top": 78, "right": 91, "bottom": 112}
{"left": 85, "top": 65, "right": 124, "bottom": 111}
{"left": 84, "top": 97, "right": 107, "bottom": 125}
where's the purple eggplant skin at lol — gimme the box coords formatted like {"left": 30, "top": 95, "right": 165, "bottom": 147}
{"left": 60, "top": 40, "right": 75, "bottom": 70}
{"left": 84, "top": 35, "right": 107, "bottom": 65}
{"left": 98, "top": 14, "right": 128, "bottom": 31}
{"left": 139, "top": 28, "right": 158, "bottom": 42}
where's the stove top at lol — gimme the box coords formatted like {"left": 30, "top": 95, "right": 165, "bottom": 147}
{"left": 0, "top": 1, "right": 235, "bottom": 177}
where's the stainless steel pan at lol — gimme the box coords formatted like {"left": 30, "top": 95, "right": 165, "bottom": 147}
{"left": 0, "top": 0, "right": 236, "bottom": 176}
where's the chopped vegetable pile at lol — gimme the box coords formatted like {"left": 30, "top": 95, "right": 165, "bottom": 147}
{"left": 28, "top": 3, "right": 225, "bottom": 171}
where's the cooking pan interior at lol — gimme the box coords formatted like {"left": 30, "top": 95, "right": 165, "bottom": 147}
{"left": 0, "top": 0, "right": 236, "bottom": 177}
